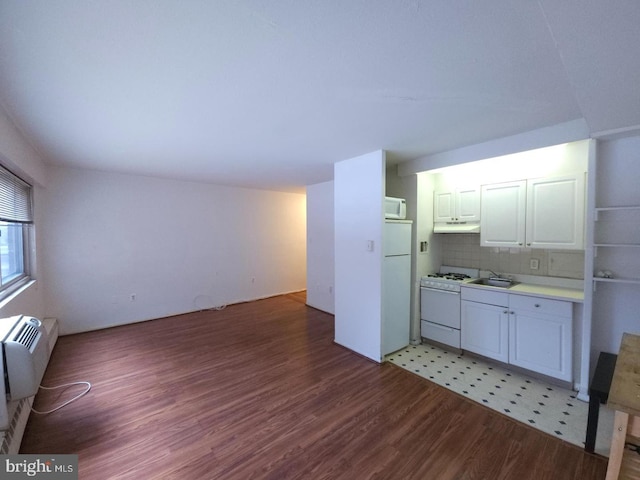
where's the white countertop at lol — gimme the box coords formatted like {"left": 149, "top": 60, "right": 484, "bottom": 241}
{"left": 506, "top": 283, "right": 584, "bottom": 302}
{"left": 462, "top": 280, "right": 584, "bottom": 303}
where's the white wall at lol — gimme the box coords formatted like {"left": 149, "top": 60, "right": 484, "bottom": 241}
{"left": 334, "top": 150, "right": 385, "bottom": 362}
{"left": 41, "top": 166, "right": 307, "bottom": 334}
{"left": 306, "top": 181, "right": 334, "bottom": 314}
{"left": 0, "top": 109, "right": 47, "bottom": 187}
{"left": 0, "top": 107, "right": 47, "bottom": 321}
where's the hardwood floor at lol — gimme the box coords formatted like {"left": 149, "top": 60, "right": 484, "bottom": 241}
{"left": 21, "top": 293, "right": 607, "bottom": 479}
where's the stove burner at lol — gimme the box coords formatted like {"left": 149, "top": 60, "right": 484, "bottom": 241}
{"left": 427, "top": 272, "right": 471, "bottom": 281}
{"left": 444, "top": 273, "right": 471, "bottom": 280}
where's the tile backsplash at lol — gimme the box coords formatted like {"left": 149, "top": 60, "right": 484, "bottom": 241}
{"left": 439, "top": 234, "right": 584, "bottom": 279}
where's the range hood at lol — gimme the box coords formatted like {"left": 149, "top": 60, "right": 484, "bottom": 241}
{"left": 433, "top": 222, "right": 480, "bottom": 234}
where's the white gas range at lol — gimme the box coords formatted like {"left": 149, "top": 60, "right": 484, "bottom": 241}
{"left": 420, "top": 266, "right": 479, "bottom": 349}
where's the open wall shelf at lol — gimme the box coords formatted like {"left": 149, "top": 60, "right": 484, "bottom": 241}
{"left": 593, "top": 277, "right": 640, "bottom": 285}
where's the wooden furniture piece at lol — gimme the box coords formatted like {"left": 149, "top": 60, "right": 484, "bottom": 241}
{"left": 586, "top": 352, "right": 618, "bottom": 453}
{"left": 605, "top": 333, "right": 640, "bottom": 480}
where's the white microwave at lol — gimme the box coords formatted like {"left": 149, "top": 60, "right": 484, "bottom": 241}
{"left": 385, "top": 196, "right": 406, "bottom": 219}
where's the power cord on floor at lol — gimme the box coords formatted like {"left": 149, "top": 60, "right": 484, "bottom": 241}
{"left": 194, "top": 295, "right": 227, "bottom": 312}
{"left": 31, "top": 381, "right": 92, "bottom": 415}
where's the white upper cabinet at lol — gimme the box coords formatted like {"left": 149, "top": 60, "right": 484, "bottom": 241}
{"left": 434, "top": 190, "right": 455, "bottom": 223}
{"left": 526, "top": 175, "right": 585, "bottom": 249}
{"left": 434, "top": 187, "right": 480, "bottom": 223}
{"left": 480, "top": 181, "right": 526, "bottom": 247}
{"left": 481, "top": 174, "right": 585, "bottom": 250}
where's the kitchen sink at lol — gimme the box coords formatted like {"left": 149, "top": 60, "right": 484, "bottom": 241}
{"left": 469, "top": 277, "right": 519, "bottom": 288}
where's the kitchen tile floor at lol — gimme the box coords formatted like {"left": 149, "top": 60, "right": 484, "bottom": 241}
{"left": 387, "top": 343, "right": 613, "bottom": 457}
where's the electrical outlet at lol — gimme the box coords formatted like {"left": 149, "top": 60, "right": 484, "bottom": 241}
{"left": 530, "top": 258, "right": 539, "bottom": 270}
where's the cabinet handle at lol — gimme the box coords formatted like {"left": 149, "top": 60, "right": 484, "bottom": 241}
{"left": 527, "top": 243, "right": 531, "bottom": 246}
{"left": 510, "top": 311, "right": 514, "bottom": 314}
{"left": 503, "top": 310, "right": 508, "bottom": 314}
{"left": 518, "top": 243, "right": 523, "bottom": 246}
{"left": 534, "top": 304, "right": 540, "bottom": 308}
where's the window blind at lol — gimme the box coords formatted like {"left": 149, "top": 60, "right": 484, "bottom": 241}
{"left": 0, "top": 165, "right": 33, "bottom": 224}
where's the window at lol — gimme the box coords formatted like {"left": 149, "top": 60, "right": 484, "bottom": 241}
{"left": 0, "top": 165, "right": 32, "bottom": 295}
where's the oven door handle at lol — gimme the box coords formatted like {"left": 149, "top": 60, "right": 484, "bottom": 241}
{"left": 421, "top": 287, "right": 460, "bottom": 295}
{"left": 426, "top": 322, "right": 456, "bottom": 332}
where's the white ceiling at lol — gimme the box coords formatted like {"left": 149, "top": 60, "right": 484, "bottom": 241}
{"left": 1, "top": 1, "right": 639, "bottom": 192}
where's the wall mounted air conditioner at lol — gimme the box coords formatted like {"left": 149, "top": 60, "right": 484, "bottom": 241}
{"left": 0, "top": 316, "right": 50, "bottom": 430}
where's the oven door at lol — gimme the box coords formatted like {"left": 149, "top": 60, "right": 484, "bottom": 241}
{"left": 420, "top": 287, "right": 461, "bottom": 329}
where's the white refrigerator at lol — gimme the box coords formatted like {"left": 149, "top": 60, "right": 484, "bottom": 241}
{"left": 382, "top": 220, "right": 412, "bottom": 355}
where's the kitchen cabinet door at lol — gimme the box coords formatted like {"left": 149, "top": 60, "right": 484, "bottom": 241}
{"left": 457, "top": 187, "right": 481, "bottom": 222}
{"left": 526, "top": 174, "right": 585, "bottom": 250}
{"left": 461, "top": 300, "right": 509, "bottom": 363}
{"left": 434, "top": 190, "right": 456, "bottom": 223}
{"left": 508, "top": 301, "right": 572, "bottom": 381}
{"left": 481, "top": 174, "right": 585, "bottom": 250}
{"left": 480, "top": 181, "right": 526, "bottom": 247}
{"left": 434, "top": 187, "right": 480, "bottom": 223}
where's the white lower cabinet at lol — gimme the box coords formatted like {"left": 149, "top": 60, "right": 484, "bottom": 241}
{"left": 461, "top": 300, "right": 509, "bottom": 363}
{"left": 461, "top": 287, "right": 573, "bottom": 381}
{"left": 508, "top": 296, "right": 573, "bottom": 382}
